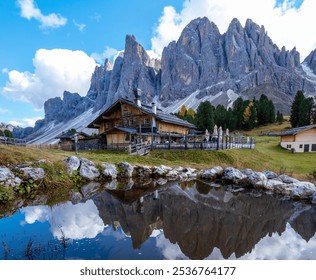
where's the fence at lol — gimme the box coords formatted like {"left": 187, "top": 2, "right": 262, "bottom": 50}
{"left": 0, "top": 136, "right": 26, "bottom": 146}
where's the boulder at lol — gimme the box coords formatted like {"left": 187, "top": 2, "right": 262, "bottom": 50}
{"left": 289, "top": 182, "right": 316, "bottom": 200}
{"left": 312, "top": 193, "right": 316, "bottom": 204}
{"left": 278, "top": 174, "right": 300, "bottom": 184}
{"left": 133, "top": 165, "right": 152, "bottom": 178}
{"left": 104, "top": 179, "right": 118, "bottom": 190}
{"left": 117, "top": 162, "right": 134, "bottom": 178}
{"left": 200, "top": 166, "right": 224, "bottom": 180}
{"left": 69, "top": 190, "right": 83, "bottom": 204}
{"left": 101, "top": 163, "right": 118, "bottom": 179}
{"left": 64, "top": 156, "right": 80, "bottom": 175}
{"left": 81, "top": 182, "right": 101, "bottom": 197}
{"left": 166, "top": 170, "right": 180, "bottom": 181}
{"left": 255, "top": 179, "right": 287, "bottom": 191}
{"left": 18, "top": 167, "right": 45, "bottom": 181}
{"left": 152, "top": 165, "right": 172, "bottom": 177}
{"left": 262, "top": 170, "right": 278, "bottom": 179}
{"left": 79, "top": 158, "right": 100, "bottom": 180}
{"left": 0, "top": 167, "right": 22, "bottom": 187}
{"left": 222, "top": 167, "right": 247, "bottom": 184}
{"left": 241, "top": 169, "right": 267, "bottom": 186}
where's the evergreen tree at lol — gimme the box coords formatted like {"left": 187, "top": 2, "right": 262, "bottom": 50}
{"left": 195, "top": 101, "right": 215, "bottom": 131}
{"left": 298, "top": 97, "right": 313, "bottom": 127}
{"left": 268, "top": 100, "right": 275, "bottom": 123}
{"left": 243, "top": 102, "right": 257, "bottom": 130}
{"left": 4, "top": 129, "right": 13, "bottom": 138}
{"left": 214, "top": 105, "right": 227, "bottom": 128}
{"left": 290, "top": 90, "right": 305, "bottom": 127}
{"left": 232, "top": 97, "right": 247, "bottom": 129}
{"left": 276, "top": 111, "right": 283, "bottom": 124}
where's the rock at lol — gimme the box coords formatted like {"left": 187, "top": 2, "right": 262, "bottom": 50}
{"left": 278, "top": 174, "right": 300, "bottom": 184}
{"left": 312, "top": 193, "right": 316, "bottom": 204}
{"left": 152, "top": 165, "right": 172, "bottom": 177}
{"left": 69, "top": 190, "right": 83, "bottom": 204}
{"left": 133, "top": 165, "right": 152, "bottom": 178}
{"left": 64, "top": 156, "right": 81, "bottom": 175}
{"left": 166, "top": 170, "right": 180, "bottom": 181}
{"left": 79, "top": 158, "right": 100, "bottom": 180}
{"left": 222, "top": 167, "right": 247, "bottom": 184}
{"left": 262, "top": 170, "right": 278, "bottom": 179}
{"left": 101, "top": 163, "right": 118, "bottom": 179}
{"left": 81, "top": 182, "right": 101, "bottom": 197}
{"left": 0, "top": 167, "right": 22, "bottom": 187}
{"left": 117, "top": 162, "right": 134, "bottom": 178}
{"left": 241, "top": 169, "right": 267, "bottom": 186}
{"left": 200, "top": 166, "right": 224, "bottom": 180}
{"left": 255, "top": 179, "right": 287, "bottom": 191}
{"left": 18, "top": 167, "right": 45, "bottom": 181}
{"left": 289, "top": 182, "right": 316, "bottom": 200}
{"left": 155, "top": 178, "right": 168, "bottom": 186}
{"left": 104, "top": 179, "right": 118, "bottom": 190}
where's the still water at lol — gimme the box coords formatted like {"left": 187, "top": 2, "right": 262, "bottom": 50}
{"left": 1, "top": 180, "right": 316, "bottom": 260}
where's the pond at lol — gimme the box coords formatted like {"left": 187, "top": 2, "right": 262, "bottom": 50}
{"left": 1, "top": 180, "right": 316, "bottom": 260}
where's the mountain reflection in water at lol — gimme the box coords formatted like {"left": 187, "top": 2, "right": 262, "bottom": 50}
{"left": 1, "top": 180, "right": 316, "bottom": 260}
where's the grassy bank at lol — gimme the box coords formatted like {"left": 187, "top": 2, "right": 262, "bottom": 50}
{"left": 1, "top": 133, "right": 315, "bottom": 181}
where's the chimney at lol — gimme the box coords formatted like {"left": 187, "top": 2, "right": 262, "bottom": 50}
{"left": 134, "top": 88, "right": 142, "bottom": 107}
{"left": 151, "top": 102, "right": 157, "bottom": 114}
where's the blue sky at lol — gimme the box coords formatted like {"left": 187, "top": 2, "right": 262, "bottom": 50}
{"left": 0, "top": 0, "right": 314, "bottom": 127}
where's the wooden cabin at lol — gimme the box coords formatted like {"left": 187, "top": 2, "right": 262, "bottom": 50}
{"left": 275, "top": 124, "right": 316, "bottom": 152}
{"left": 56, "top": 131, "right": 89, "bottom": 151}
{"left": 87, "top": 98, "right": 196, "bottom": 148}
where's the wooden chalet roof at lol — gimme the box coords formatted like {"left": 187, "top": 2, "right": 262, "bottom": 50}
{"left": 87, "top": 98, "right": 196, "bottom": 129}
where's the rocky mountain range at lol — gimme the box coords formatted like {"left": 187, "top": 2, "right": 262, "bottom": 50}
{"left": 17, "top": 17, "right": 316, "bottom": 143}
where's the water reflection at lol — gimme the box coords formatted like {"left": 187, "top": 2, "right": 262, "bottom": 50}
{"left": 1, "top": 180, "right": 316, "bottom": 260}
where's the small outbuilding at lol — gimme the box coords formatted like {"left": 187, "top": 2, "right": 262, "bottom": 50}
{"left": 274, "top": 124, "right": 316, "bottom": 152}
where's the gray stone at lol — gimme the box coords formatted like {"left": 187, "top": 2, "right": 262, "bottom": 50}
{"left": 255, "top": 179, "right": 287, "bottom": 191}
{"left": 222, "top": 167, "right": 247, "bottom": 184}
{"left": 18, "top": 167, "right": 45, "bottom": 181}
{"left": 289, "top": 182, "right": 316, "bottom": 200}
{"left": 152, "top": 165, "right": 172, "bottom": 177}
{"left": 0, "top": 167, "right": 22, "bottom": 187}
{"left": 278, "top": 175, "right": 300, "bottom": 184}
{"left": 101, "top": 163, "right": 117, "bottom": 179}
{"left": 200, "top": 166, "right": 224, "bottom": 180}
{"left": 312, "top": 193, "right": 316, "bottom": 204}
{"left": 81, "top": 182, "right": 101, "bottom": 197}
{"left": 241, "top": 169, "right": 267, "bottom": 186}
{"left": 117, "top": 162, "right": 134, "bottom": 178}
{"left": 262, "top": 170, "right": 278, "bottom": 179}
{"left": 166, "top": 170, "right": 179, "bottom": 181}
{"left": 69, "top": 190, "right": 83, "bottom": 204}
{"left": 104, "top": 179, "right": 118, "bottom": 190}
{"left": 79, "top": 158, "right": 100, "bottom": 180}
{"left": 64, "top": 156, "right": 80, "bottom": 175}
{"left": 133, "top": 165, "right": 152, "bottom": 178}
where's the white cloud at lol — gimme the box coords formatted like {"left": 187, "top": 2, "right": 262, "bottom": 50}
{"left": 2, "top": 48, "right": 97, "bottom": 109}
{"left": 151, "top": 0, "right": 316, "bottom": 60}
{"left": 17, "top": 0, "right": 67, "bottom": 29}
{"left": 91, "top": 46, "right": 119, "bottom": 64}
{"left": 21, "top": 200, "right": 105, "bottom": 240}
{"left": 8, "top": 116, "right": 42, "bottom": 127}
{"left": 2, "top": 68, "right": 8, "bottom": 74}
{"left": 73, "top": 19, "right": 86, "bottom": 32}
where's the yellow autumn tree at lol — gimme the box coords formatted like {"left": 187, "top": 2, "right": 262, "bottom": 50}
{"left": 179, "top": 105, "right": 187, "bottom": 117}
{"left": 187, "top": 107, "right": 196, "bottom": 119}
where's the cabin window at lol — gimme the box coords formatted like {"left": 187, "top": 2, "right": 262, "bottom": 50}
{"left": 144, "top": 118, "right": 149, "bottom": 125}
{"left": 105, "top": 123, "right": 109, "bottom": 129}
{"left": 299, "top": 144, "right": 303, "bottom": 149}
{"left": 312, "top": 144, "right": 316, "bottom": 151}
{"left": 125, "top": 134, "right": 130, "bottom": 141}
{"left": 286, "top": 144, "right": 292, "bottom": 149}
{"left": 129, "top": 119, "right": 134, "bottom": 126}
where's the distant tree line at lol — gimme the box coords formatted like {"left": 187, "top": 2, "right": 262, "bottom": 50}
{"left": 290, "top": 90, "right": 316, "bottom": 128}
{"left": 175, "top": 94, "right": 282, "bottom": 132}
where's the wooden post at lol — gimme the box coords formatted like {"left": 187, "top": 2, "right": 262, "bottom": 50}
{"left": 168, "top": 133, "right": 171, "bottom": 150}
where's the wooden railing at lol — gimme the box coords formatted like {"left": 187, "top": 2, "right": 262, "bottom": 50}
{"left": 0, "top": 136, "right": 26, "bottom": 146}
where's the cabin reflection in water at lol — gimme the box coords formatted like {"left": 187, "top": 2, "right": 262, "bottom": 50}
{"left": 90, "top": 180, "right": 316, "bottom": 259}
